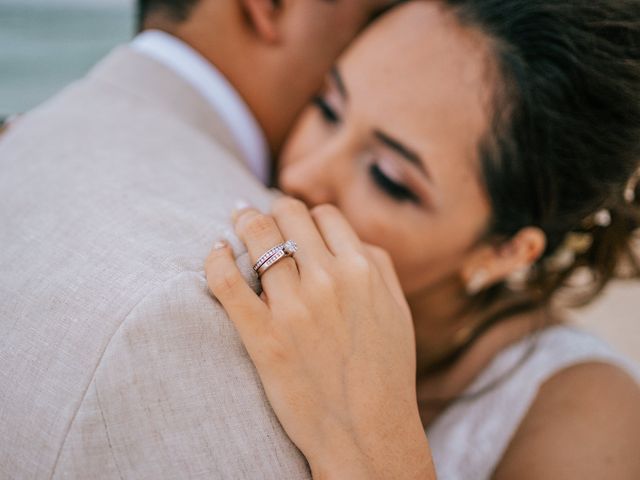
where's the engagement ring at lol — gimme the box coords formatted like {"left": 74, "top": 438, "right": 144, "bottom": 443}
{"left": 253, "top": 240, "right": 298, "bottom": 277}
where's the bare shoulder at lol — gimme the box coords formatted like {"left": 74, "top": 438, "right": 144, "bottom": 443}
{"left": 493, "top": 361, "right": 640, "bottom": 480}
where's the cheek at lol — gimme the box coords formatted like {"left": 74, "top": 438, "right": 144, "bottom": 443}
{"left": 385, "top": 230, "right": 473, "bottom": 295}
{"left": 338, "top": 205, "right": 432, "bottom": 292}
{"left": 343, "top": 205, "right": 483, "bottom": 295}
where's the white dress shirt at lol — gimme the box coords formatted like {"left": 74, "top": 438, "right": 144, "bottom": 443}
{"left": 131, "top": 30, "right": 270, "bottom": 184}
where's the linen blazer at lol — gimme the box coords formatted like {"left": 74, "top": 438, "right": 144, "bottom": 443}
{"left": 0, "top": 46, "right": 311, "bottom": 479}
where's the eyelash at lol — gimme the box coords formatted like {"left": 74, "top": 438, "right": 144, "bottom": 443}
{"left": 369, "top": 164, "right": 421, "bottom": 205}
{"left": 313, "top": 94, "right": 420, "bottom": 205}
{"left": 313, "top": 96, "right": 340, "bottom": 124}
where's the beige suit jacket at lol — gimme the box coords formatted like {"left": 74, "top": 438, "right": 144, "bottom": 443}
{"left": 0, "top": 46, "right": 311, "bottom": 479}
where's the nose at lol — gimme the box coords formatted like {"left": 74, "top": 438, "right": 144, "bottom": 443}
{"left": 279, "top": 141, "right": 347, "bottom": 208}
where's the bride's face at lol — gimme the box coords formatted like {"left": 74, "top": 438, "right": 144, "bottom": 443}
{"left": 278, "top": 2, "right": 495, "bottom": 296}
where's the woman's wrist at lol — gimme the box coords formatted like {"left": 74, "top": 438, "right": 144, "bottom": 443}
{"left": 308, "top": 412, "right": 436, "bottom": 480}
{"left": 308, "top": 444, "right": 375, "bottom": 480}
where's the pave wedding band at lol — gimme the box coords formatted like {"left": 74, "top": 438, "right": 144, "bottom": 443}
{"left": 253, "top": 240, "right": 298, "bottom": 277}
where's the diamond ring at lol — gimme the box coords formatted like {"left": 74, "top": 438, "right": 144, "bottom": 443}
{"left": 253, "top": 240, "right": 298, "bottom": 277}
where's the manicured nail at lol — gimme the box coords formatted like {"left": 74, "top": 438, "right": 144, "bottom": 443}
{"left": 232, "top": 199, "right": 253, "bottom": 221}
{"left": 235, "top": 199, "right": 251, "bottom": 211}
{"left": 213, "top": 240, "right": 227, "bottom": 250}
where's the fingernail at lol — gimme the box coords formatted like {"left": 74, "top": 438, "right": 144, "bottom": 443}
{"left": 232, "top": 199, "right": 252, "bottom": 222}
{"left": 235, "top": 199, "right": 251, "bottom": 211}
{"left": 213, "top": 240, "right": 227, "bottom": 250}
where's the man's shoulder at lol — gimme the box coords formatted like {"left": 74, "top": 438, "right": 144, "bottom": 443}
{"left": 50, "top": 268, "right": 311, "bottom": 480}
{"left": 0, "top": 45, "right": 273, "bottom": 268}
{"left": 0, "top": 43, "right": 307, "bottom": 479}
{"left": 0, "top": 44, "right": 248, "bottom": 176}
{"left": 0, "top": 80, "right": 272, "bottom": 337}
{"left": 0, "top": 45, "right": 278, "bottom": 477}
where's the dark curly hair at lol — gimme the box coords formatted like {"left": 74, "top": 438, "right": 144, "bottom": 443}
{"left": 428, "top": 0, "right": 640, "bottom": 373}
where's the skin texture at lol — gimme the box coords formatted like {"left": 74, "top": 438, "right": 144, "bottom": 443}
{"left": 149, "top": 0, "right": 395, "bottom": 156}
{"left": 204, "top": 1, "right": 640, "bottom": 478}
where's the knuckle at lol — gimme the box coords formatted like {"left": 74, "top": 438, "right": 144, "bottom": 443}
{"left": 343, "top": 253, "right": 372, "bottom": 277}
{"left": 272, "top": 196, "right": 307, "bottom": 216}
{"left": 241, "top": 212, "right": 275, "bottom": 239}
{"left": 311, "top": 203, "right": 339, "bottom": 219}
{"left": 367, "top": 244, "right": 391, "bottom": 263}
{"left": 283, "top": 302, "right": 309, "bottom": 323}
{"left": 205, "top": 249, "right": 227, "bottom": 275}
{"left": 260, "top": 331, "right": 291, "bottom": 365}
{"left": 271, "top": 298, "right": 309, "bottom": 326}
{"left": 209, "top": 270, "right": 242, "bottom": 295}
{"left": 205, "top": 252, "right": 220, "bottom": 270}
{"left": 279, "top": 257, "right": 299, "bottom": 276}
{"left": 264, "top": 257, "right": 298, "bottom": 280}
{"left": 308, "top": 268, "right": 336, "bottom": 295}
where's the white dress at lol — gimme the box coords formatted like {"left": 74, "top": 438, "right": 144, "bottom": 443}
{"left": 426, "top": 325, "right": 640, "bottom": 479}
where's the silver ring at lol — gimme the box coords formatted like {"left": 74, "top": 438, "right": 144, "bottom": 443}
{"left": 253, "top": 240, "right": 298, "bottom": 277}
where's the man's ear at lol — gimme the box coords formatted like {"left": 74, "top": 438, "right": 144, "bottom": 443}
{"left": 461, "top": 227, "right": 546, "bottom": 295}
{"left": 240, "top": 0, "right": 282, "bottom": 44}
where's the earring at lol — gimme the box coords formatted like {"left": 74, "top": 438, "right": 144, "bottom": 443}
{"left": 506, "top": 265, "right": 531, "bottom": 291}
{"left": 465, "top": 269, "right": 489, "bottom": 296}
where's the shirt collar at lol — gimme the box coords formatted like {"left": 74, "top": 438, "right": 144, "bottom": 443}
{"left": 130, "top": 30, "right": 270, "bottom": 184}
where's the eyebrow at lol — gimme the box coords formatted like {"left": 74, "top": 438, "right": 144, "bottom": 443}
{"left": 332, "top": 67, "right": 432, "bottom": 182}
{"left": 374, "top": 130, "right": 432, "bottom": 181}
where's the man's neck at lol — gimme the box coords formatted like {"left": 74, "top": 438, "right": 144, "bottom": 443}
{"left": 130, "top": 30, "right": 271, "bottom": 185}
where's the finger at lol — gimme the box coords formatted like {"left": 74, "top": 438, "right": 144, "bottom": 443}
{"left": 205, "top": 240, "right": 269, "bottom": 341}
{"left": 271, "top": 197, "right": 331, "bottom": 275}
{"left": 364, "top": 244, "right": 411, "bottom": 319}
{"left": 310, "top": 204, "right": 364, "bottom": 257}
{"left": 233, "top": 207, "right": 300, "bottom": 301}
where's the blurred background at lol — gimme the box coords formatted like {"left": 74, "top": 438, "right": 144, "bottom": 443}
{"left": 566, "top": 283, "right": 639, "bottom": 364}
{"left": 0, "top": 0, "right": 134, "bottom": 117}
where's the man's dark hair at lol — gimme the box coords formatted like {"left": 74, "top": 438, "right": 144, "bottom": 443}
{"left": 137, "top": 0, "right": 200, "bottom": 30}
{"left": 136, "top": 0, "right": 407, "bottom": 33}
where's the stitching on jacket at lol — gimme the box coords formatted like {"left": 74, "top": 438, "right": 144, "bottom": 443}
{"left": 95, "top": 383, "right": 125, "bottom": 480}
{"left": 49, "top": 271, "right": 193, "bottom": 480}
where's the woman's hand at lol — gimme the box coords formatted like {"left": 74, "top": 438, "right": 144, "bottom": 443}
{"left": 205, "top": 197, "right": 434, "bottom": 480}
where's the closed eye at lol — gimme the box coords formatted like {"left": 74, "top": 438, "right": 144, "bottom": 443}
{"left": 369, "top": 164, "right": 421, "bottom": 204}
{"left": 312, "top": 96, "right": 341, "bottom": 124}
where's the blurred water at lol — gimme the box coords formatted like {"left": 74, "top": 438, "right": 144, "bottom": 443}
{"left": 0, "top": 2, "right": 134, "bottom": 115}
